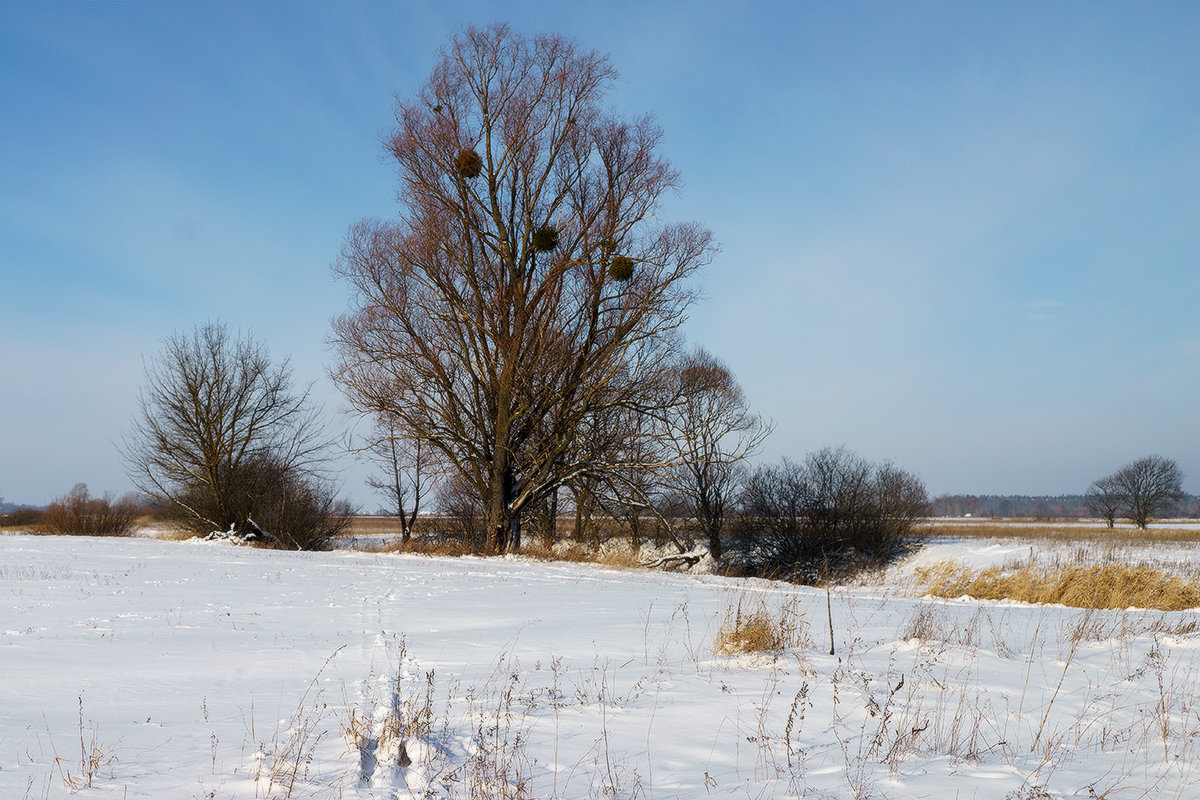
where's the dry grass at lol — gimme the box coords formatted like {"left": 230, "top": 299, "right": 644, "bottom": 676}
{"left": 714, "top": 592, "right": 809, "bottom": 655}
{"left": 916, "top": 559, "right": 1200, "bottom": 611}
{"left": 929, "top": 519, "right": 1200, "bottom": 546}
{"left": 364, "top": 537, "right": 479, "bottom": 557}
{"left": 349, "top": 516, "right": 647, "bottom": 570}
{"left": 519, "top": 539, "right": 642, "bottom": 569}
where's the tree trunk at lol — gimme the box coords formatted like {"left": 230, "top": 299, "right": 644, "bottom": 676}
{"left": 485, "top": 447, "right": 515, "bottom": 553}
{"left": 699, "top": 496, "right": 722, "bottom": 559}
{"left": 545, "top": 487, "right": 559, "bottom": 544}
{"left": 707, "top": 527, "right": 722, "bottom": 560}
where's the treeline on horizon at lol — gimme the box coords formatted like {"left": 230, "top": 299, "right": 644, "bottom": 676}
{"left": 7, "top": 494, "right": 1200, "bottom": 520}
{"left": 933, "top": 494, "right": 1200, "bottom": 519}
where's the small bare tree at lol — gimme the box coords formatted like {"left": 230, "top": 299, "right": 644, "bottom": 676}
{"left": 657, "top": 348, "right": 770, "bottom": 559}
{"left": 364, "top": 414, "right": 434, "bottom": 543}
{"left": 1085, "top": 474, "right": 1123, "bottom": 528}
{"left": 123, "top": 322, "right": 349, "bottom": 548}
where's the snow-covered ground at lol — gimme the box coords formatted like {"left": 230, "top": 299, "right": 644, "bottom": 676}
{"left": 4, "top": 533, "right": 1200, "bottom": 799}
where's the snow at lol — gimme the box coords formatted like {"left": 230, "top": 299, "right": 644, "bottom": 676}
{"left": 4, "top": 533, "right": 1200, "bottom": 798}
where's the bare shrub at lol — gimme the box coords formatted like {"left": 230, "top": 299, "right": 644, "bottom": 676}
{"left": 438, "top": 472, "right": 486, "bottom": 551}
{"left": 42, "top": 483, "right": 138, "bottom": 537}
{"left": 737, "top": 447, "right": 930, "bottom": 581}
{"left": 0, "top": 506, "right": 45, "bottom": 528}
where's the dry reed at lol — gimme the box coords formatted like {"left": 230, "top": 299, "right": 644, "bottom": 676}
{"left": 916, "top": 559, "right": 1200, "bottom": 611}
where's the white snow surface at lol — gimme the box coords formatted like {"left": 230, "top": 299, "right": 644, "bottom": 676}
{"left": 4, "top": 533, "right": 1200, "bottom": 798}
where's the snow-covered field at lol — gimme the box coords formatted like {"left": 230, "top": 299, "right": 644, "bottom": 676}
{"left": 5, "top": 533, "right": 1200, "bottom": 799}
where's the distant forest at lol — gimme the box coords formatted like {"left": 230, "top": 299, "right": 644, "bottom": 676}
{"left": 932, "top": 494, "right": 1200, "bottom": 519}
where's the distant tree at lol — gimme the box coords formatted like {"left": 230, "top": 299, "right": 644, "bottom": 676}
{"left": 42, "top": 483, "right": 139, "bottom": 537}
{"left": 657, "top": 348, "right": 770, "bottom": 559}
{"left": 1085, "top": 474, "right": 1124, "bottom": 528}
{"left": 364, "top": 414, "right": 434, "bottom": 544}
{"left": 1110, "top": 455, "right": 1185, "bottom": 529}
{"left": 330, "top": 24, "right": 713, "bottom": 553}
{"left": 123, "top": 322, "right": 350, "bottom": 549}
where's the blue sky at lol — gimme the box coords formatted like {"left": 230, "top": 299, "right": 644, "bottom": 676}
{"left": 2, "top": 1, "right": 1197, "bottom": 507}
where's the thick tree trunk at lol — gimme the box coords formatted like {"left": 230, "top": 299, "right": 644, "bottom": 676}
{"left": 484, "top": 471, "right": 524, "bottom": 553}
{"left": 707, "top": 527, "right": 722, "bottom": 560}
{"left": 485, "top": 442, "right": 514, "bottom": 552}
{"left": 699, "top": 496, "right": 722, "bottom": 560}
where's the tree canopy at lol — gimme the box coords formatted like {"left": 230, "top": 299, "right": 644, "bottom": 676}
{"left": 332, "top": 24, "right": 713, "bottom": 552}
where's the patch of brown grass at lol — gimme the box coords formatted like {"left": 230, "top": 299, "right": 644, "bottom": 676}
{"left": 518, "top": 539, "right": 642, "bottom": 569}
{"left": 929, "top": 520, "right": 1200, "bottom": 546}
{"left": 371, "top": 537, "right": 478, "bottom": 557}
{"left": 715, "top": 592, "right": 809, "bottom": 655}
{"left": 916, "top": 559, "right": 1200, "bottom": 611}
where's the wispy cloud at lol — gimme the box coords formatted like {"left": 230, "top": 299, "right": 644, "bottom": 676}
{"left": 1024, "top": 299, "right": 1065, "bottom": 320}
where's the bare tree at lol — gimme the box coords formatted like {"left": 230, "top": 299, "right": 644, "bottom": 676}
{"left": 123, "top": 322, "right": 349, "bottom": 548}
{"left": 1107, "top": 455, "right": 1185, "bottom": 529}
{"left": 364, "top": 414, "right": 434, "bottom": 543}
{"left": 1085, "top": 474, "right": 1123, "bottom": 528}
{"left": 331, "top": 24, "right": 712, "bottom": 553}
{"left": 657, "top": 348, "right": 770, "bottom": 559}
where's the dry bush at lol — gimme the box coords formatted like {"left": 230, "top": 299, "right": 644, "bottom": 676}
{"left": 916, "top": 559, "right": 1200, "bottom": 611}
{"left": 43, "top": 694, "right": 120, "bottom": 791}
{"left": 715, "top": 592, "right": 809, "bottom": 655}
{"left": 0, "top": 506, "right": 45, "bottom": 528}
{"left": 42, "top": 484, "right": 138, "bottom": 537}
{"left": 341, "top": 645, "right": 539, "bottom": 799}
{"left": 737, "top": 447, "right": 930, "bottom": 582}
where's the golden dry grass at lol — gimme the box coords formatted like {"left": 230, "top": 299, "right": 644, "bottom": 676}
{"left": 714, "top": 592, "right": 808, "bottom": 655}
{"left": 916, "top": 559, "right": 1200, "bottom": 611}
{"left": 929, "top": 520, "right": 1200, "bottom": 546}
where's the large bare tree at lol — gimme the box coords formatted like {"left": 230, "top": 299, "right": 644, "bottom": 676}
{"left": 331, "top": 24, "right": 713, "bottom": 552}
{"left": 123, "top": 322, "right": 348, "bottom": 548}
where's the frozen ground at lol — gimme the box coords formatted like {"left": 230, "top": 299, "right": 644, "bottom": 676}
{"left": 4, "top": 533, "right": 1200, "bottom": 799}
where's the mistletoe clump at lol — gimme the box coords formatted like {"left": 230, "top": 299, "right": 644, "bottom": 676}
{"left": 532, "top": 225, "right": 559, "bottom": 252}
{"left": 454, "top": 148, "right": 483, "bottom": 179}
{"left": 608, "top": 255, "right": 635, "bottom": 281}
